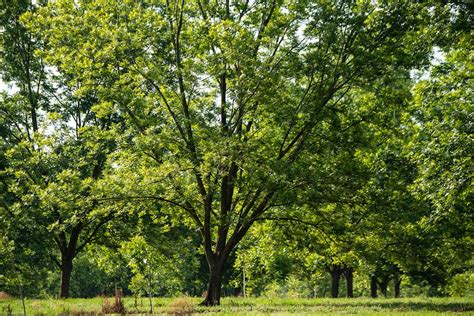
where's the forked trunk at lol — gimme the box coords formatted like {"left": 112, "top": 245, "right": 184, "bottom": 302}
{"left": 58, "top": 223, "right": 82, "bottom": 298}
{"left": 343, "top": 267, "right": 354, "bottom": 298}
{"left": 378, "top": 277, "right": 389, "bottom": 297}
{"left": 201, "top": 263, "right": 225, "bottom": 306}
{"left": 60, "top": 253, "right": 74, "bottom": 298}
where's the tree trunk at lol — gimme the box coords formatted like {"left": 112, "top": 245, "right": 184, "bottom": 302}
{"left": 19, "top": 285, "right": 26, "bottom": 316}
{"left": 60, "top": 253, "right": 74, "bottom": 298}
{"left": 394, "top": 276, "right": 401, "bottom": 298}
{"left": 329, "top": 265, "right": 342, "bottom": 298}
{"left": 343, "top": 267, "right": 354, "bottom": 298}
{"left": 201, "top": 263, "right": 225, "bottom": 306}
{"left": 378, "top": 277, "right": 389, "bottom": 297}
{"left": 147, "top": 269, "right": 153, "bottom": 314}
{"left": 58, "top": 223, "right": 82, "bottom": 299}
{"left": 370, "top": 276, "right": 378, "bottom": 298}
{"left": 242, "top": 269, "right": 246, "bottom": 298}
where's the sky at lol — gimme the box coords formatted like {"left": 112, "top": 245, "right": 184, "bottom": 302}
{"left": 0, "top": 79, "right": 19, "bottom": 95}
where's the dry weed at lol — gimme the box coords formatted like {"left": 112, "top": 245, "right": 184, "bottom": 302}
{"left": 169, "top": 296, "right": 195, "bottom": 315}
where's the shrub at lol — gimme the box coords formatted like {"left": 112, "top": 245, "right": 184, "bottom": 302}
{"left": 447, "top": 272, "right": 474, "bottom": 297}
{"left": 1, "top": 304, "right": 12, "bottom": 316}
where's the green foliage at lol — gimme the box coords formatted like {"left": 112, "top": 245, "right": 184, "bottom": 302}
{"left": 0, "top": 0, "right": 471, "bottom": 302}
{"left": 70, "top": 254, "right": 112, "bottom": 298}
{"left": 120, "top": 235, "right": 184, "bottom": 296}
{"left": 446, "top": 272, "right": 474, "bottom": 297}
{"left": 261, "top": 274, "right": 313, "bottom": 299}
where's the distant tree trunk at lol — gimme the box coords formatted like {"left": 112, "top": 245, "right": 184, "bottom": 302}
{"left": 343, "top": 267, "right": 354, "bottom": 298}
{"left": 242, "top": 269, "right": 246, "bottom": 298}
{"left": 328, "top": 264, "right": 342, "bottom": 298}
{"left": 233, "top": 287, "right": 241, "bottom": 297}
{"left": 377, "top": 277, "right": 390, "bottom": 297}
{"left": 370, "top": 276, "right": 378, "bottom": 298}
{"left": 21, "top": 295, "right": 26, "bottom": 316}
{"left": 60, "top": 252, "right": 74, "bottom": 298}
{"left": 19, "top": 284, "right": 26, "bottom": 316}
{"left": 394, "top": 275, "right": 401, "bottom": 298}
{"left": 147, "top": 267, "right": 153, "bottom": 314}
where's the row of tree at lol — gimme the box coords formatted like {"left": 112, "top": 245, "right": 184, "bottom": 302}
{"left": 0, "top": 0, "right": 472, "bottom": 305}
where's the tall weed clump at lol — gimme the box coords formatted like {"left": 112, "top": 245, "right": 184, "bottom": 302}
{"left": 169, "top": 296, "right": 194, "bottom": 315}
{"left": 102, "top": 287, "right": 126, "bottom": 315}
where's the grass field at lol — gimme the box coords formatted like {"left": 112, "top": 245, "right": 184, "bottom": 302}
{"left": 0, "top": 296, "right": 473, "bottom": 315}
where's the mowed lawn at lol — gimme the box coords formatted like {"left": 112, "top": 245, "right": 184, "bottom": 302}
{"left": 0, "top": 296, "right": 473, "bottom": 315}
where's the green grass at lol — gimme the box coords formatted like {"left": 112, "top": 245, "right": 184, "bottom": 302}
{"left": 0, "top": 296, "right": 472, "bottom": 315}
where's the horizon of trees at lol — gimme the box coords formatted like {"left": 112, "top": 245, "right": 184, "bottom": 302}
{"left": 0, "top": 0, "right": 472, "bottom": 306}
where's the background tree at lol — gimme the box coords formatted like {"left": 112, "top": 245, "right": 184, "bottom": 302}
{"left": 0, "top": 0, "right": 125, "bottom": 298}
{"left": 402, "top": 19, "right": 473, "bottom": 295}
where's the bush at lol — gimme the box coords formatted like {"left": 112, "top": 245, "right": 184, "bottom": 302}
{"left": 262, "top": 281, "right": 284, "bottom": 298}
{"left": 261, "top": 275, "right": 312, "bottom": 298}
{"left": 447, "top": 272, "right": 474, "bottom": 297}
{"left": 286, "top": 274, "right": 312, "bottom": 298}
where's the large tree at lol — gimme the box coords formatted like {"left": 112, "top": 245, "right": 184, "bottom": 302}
{"left": 27, "top": 0, "right": 433, "bottom": 305}
{"left": 0, "top": 0, "right": 123, "bottom": 298}
{"left": 400, "top": 10, "right": 473, "bottom": 293}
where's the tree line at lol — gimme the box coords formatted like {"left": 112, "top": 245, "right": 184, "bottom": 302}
{"left": 0, "top": 0, "right": 472, "bottom": 306}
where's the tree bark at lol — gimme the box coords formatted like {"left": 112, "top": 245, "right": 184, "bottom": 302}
{"left": 20, "top": 285, "right": 26, "bottom": 316}
{"left": 60, "top": 252, "right": 74, "bottom": 298}
{"left": 370, "top": 276, "right": 378, "bottom": 298}
{"left": 394, "top": 276, "right": 401, "bottom": 298}
{"left": 378, "top": 277, "right": 389, "bottom": 297}
{"left": 201, "top": 262, "right": 225, "bottom": 306}
{"left": 242, "top": 269, "right": 246, "bottom": 298}
{"left": 147, "top": 267, "right": 153, "bottom": 314}
{"left": 328, "top": 264, "right": 342, "bottom": 298}
{"left": 343, "top": 267, "right": 354, "bottom": 298}
{"left": 199, "top": 192, "right": 269, "bottom": 306}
